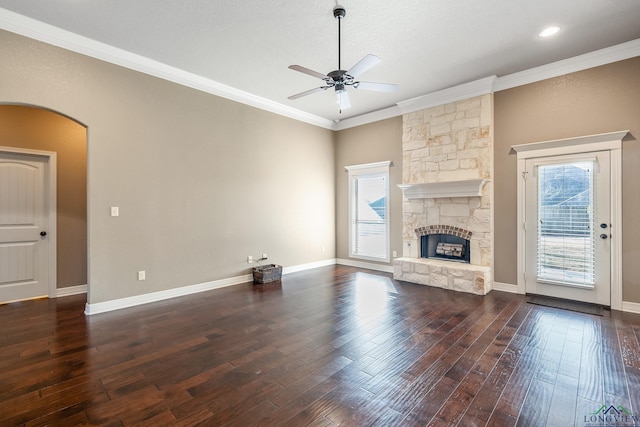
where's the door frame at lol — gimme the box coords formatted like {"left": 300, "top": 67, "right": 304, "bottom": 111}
{"left": 512, "top": 131, "right": 628, "bottom": 310}
{"left": 0, "top": 145, "right": 57, "bottom": 298}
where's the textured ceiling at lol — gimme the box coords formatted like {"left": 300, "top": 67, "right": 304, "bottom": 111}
{"left": 1, "top": 0, "right": 639, "bottom": 124}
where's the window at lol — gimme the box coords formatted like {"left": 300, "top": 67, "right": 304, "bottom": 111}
{"left": 345, "top": 161, "right": 390, "bottom": 262}
{"left": 536, "top": 160, "right": 596, "bottom": 286}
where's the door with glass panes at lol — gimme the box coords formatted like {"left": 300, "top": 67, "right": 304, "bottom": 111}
{"left": 524, "top": 151, "right": 611, "bottom": 305}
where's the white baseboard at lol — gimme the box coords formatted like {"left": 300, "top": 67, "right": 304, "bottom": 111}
{"left": 622, "top": 301, "right": 640, "bottom": 314}
{"left": 84, "top": 259, "right": 339, "bottom": 316}
{"left": 336, "top": 258, "right": 394, "bottom": 273}
{"left": 282, "top": 259, "right": 336, "bottom": 274}
{"left": 85, "top": 273, "right": 252, "bottom": 315}
{"left": 79, "top": 258, "right": 640, "bottom": 316}
{"left": 492, "top": 282, "right": 521, "bottom": 294}
{"left": 56, "top": 284, "right": 87, "bottom": 297}
{"left": 491, "top": 282, "right": 640, "bottom": 314}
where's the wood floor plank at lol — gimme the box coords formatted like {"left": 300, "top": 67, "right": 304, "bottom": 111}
{"left": 515, "top": 378, "right": 554, "bottom": 427}
{"left": 578, "top": 326, "right": 605, "bottom": 404}
{"left": 601, "top": 318, "right": 630, "bottom": 401}
{"left": 617, "top": 318, "right": 640, "bottom": 370}
{"left": 575, "top": 397, "right": 604, "bottom": 427}
{"left": 623, "top": 365, "right": 640, "bottom": 418}
{"left": 414, "top": 300, "right": 522, "bottom": 425}
{"left": 545, "top": 373, "right": 579, "bottom": 427}
{"left": 459, "top": 306, "right": 533, "bottom": 424}
{"left": 1, "top": 266, "right": 640, "bottom": 426}
{"left": 487, "top": 331, "right": 546, "bottom": 421}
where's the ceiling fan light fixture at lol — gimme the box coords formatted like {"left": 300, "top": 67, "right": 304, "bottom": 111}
{"left": 286, "top": 6, "right": 398, "bottom": 111}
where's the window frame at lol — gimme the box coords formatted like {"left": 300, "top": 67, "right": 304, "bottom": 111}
{"left": 345, "top": 161, "right": 391, "bottom": 263}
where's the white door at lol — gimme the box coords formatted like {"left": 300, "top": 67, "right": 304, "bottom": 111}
{"left": 524, "top": 151, "right": 611, "bottom": 305}
{"left": 0, "top": 151, "right": 50, "bottom": 302}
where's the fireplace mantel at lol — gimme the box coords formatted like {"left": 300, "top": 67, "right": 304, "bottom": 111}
{"left": 398, "top": 179, "right": 487, "bottom": 199}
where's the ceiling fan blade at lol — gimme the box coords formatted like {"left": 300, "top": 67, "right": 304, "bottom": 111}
{"left": 354, "top": 81, "right": 399, "bottom": 93}
{"left": 288, "top": 86, "right": 327, "bottom": 100}
{"left": 337, "top": 91, "right": 351, "bottom": 109}
{"left": 288, "top": 65, "right": 328, "bottom": 80}
{"left": 346, "top": 54, "right": 381, "bottom": 78}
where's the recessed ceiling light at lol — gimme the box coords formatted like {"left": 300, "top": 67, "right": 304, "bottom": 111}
{"left": 538, "top": 26, "right": 560, "bottom": 38}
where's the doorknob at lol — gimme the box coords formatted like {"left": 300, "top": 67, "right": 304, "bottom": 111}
{"left": 40, "top": 231, "right": 47, "bottom": 237}
{"left": 600, "top": 223, "right": 608, "bottom": 229}
{"left": 600, "top": 233, "right": 608, "bottom": 239}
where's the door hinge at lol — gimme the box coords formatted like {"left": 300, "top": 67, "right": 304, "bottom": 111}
{"left": 522, "top": 171, "right": 528, "bottom": 180}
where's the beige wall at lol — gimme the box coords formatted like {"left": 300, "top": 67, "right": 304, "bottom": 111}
{"left": 0, "top": 105, "right": 87, "bottom": 288}
{"left": 2, "top": 27, "right": 639, "bottom": 306}
{"left": 0, "top": 30, "right": 335, "bottom": 304}
{"left": 335, "top": 117, "right": 403, "bottom": 264}
{"left": 494, "top": 57, "right": 640, "bottom": 303}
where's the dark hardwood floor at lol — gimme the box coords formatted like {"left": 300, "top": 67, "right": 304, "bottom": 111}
{"left": 1, "top": 265, "right": 640, "bottom": 426}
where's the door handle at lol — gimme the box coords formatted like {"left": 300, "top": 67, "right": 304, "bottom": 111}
{"left": 600, "top": 223, "right": 608, "bottom": 229}
{"left": 40, "top": 231, "right": 47, "bottom": 237}
{"left": 600, "top": 233, "right": 608, "bottom": 239}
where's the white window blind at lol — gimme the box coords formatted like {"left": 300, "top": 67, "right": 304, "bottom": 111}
{"left": 346, "top": 161, "right": 390, "bottom": 262}
{"left": 536, "top": 161, "right": 595, "bottom": 286}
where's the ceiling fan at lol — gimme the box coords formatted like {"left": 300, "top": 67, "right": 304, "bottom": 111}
{"left": 287, "top": 5, "right": 399, "bottom": 111}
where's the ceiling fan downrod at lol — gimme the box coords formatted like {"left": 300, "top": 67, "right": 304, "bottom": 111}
{"left": 334, "top": 6, "right": 346, "bottom": 71}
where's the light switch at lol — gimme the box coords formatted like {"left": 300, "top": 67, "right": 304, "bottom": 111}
{"left": 111, "top": 206, "right": 119, "bottom": 217}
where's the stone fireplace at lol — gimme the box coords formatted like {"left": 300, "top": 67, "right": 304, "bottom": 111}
{"left": 393, "top": 94, "right": 493, "bottom": 295}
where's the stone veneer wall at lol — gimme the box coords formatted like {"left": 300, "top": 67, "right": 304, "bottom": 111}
{"left": 394, "top": 94, "right": 494, "bottom": 295}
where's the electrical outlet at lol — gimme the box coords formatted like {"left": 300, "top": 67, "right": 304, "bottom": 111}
{"left": 137, "top": 270, "right": 146, "bottom": 281}
{"left": 247, "top": 255, "right": 253, "bottom": 264}
{"left": 262, "top": 253, "right": 267, "bottom": 259}
{"left": 110, "top": 206, "right": 119, "bottom": 217}
{"left": 393, "top": 250, "right": 397, "bottom": 258}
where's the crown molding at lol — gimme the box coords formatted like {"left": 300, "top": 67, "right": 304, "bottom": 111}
{"left": 334, "top": 104, "right": 402, "bottom": 130}
{"left": 0, "top": 8, "right": 334, "bottom": 130}
{"left": 396, "top": 76, "right": 497, "bottom": 115}
{"left": 493, "top": 38, "right": 640, "bottom": 92}
{"left": 336, "top": 76, "right": 496, "bottom": 131}
{"left": 337, "top": 39, "right": 640, "bottom": 129}
{"left": 1, "top": 8, "right": 639, "bottom": 132}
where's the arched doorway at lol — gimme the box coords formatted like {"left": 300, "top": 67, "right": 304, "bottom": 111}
{"left": 0, "top": 105, "right": 87, "bottom": 303}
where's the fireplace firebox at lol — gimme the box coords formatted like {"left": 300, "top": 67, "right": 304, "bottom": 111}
{"left": 416, "top": 225, "right": 472, "bottom": 264}
{"left": 421, "top": 234, "right": 470, "bottom": 263}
